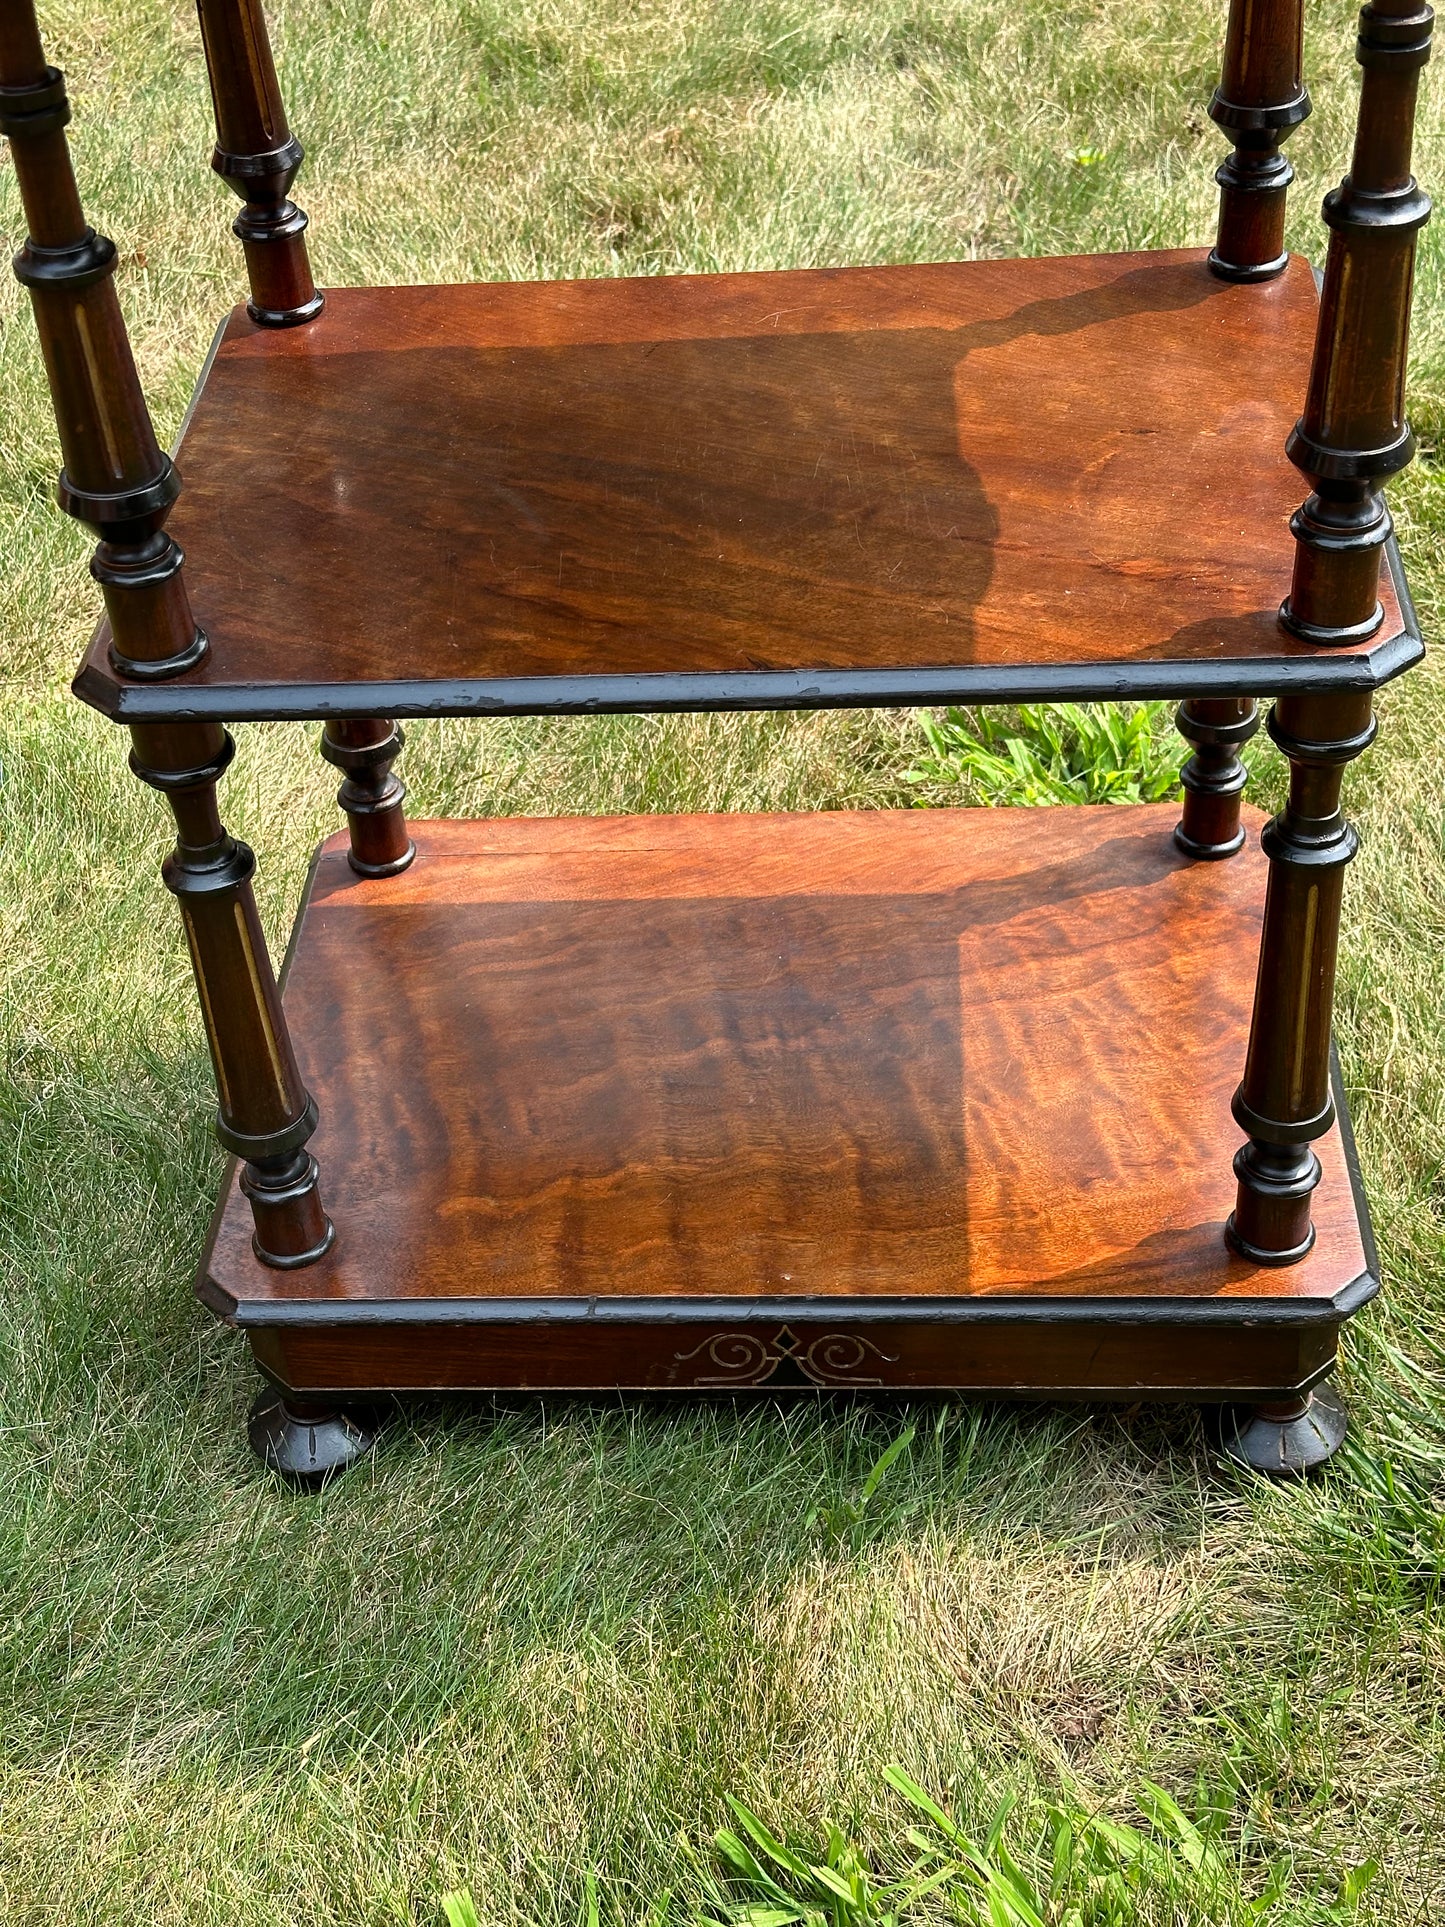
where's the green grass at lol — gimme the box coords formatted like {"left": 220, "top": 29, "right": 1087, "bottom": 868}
{"left": 3, "top": 0, "right": 1445, "bottom": 1920}
{"left": 906, "top": 703, "right": 1183, "bottom": 805}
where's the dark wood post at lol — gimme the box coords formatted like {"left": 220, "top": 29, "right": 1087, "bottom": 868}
{"left": 1189, "top": 2, "right": 1311, "bottom": 833}
{"left": 127, "top": 721, "right": 334, "bottom": 1267}
{"left": 1, "top": 4, "right": 331, "bottom": 1269}
{"left": 1281, "top": 0, "right": 1432, "bottom": 644}
{"left": 1229, "top": 0, "right": 1431, "bottom": 1265}
{"left": 1233, "top": 0, "right": 1441, "bottom": 1256}
{"left": 320, "top": 720, "right": 415, "bottom": 877}
{"left": 1210, "top": 0, "right": 1311, "bottom": 280}
{"left": 1228, "top": 690, "right": 1375, "bottom": 1262}
{"left": 194, "top": 0, "right": 322, "bottom": 326}
{"left": 0, "top": 15, "right": 204, "bottom": 683}
{"left": 1175, "top": 696, "right": 1260, "bottom": 858}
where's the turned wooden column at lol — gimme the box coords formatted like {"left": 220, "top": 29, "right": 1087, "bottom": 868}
{"left": 1175, "top": 696, "right": 1260, "bottom": 858}
{"left": 1281, "top": 0, "right": 1432, "bottom": 644}
{"left": 195, "top": 0, "right": 321, "bottom": 325}
{"left": 0, "top": 23, "right": 204, "bottom": 681}
{"left": 1194, "top": 0, "right": 1326, "bottom": 876}
{"left": 128, "top": 722, "right": 334, "bottom": 1266}
{"left": 1, "top": 3, "right": 331, "bottom": 1269}
{"left": 320, "top": 720, "right": 415, "bottom": 877}
{"left": 1229, "top": 691, "right": 1375, "bottom": 1261}
{"left": 1230, "top": 0, "right": 1431, "bottom": 1260}
{"left": 1210, "top": 0, "right": 1310, "bottom": 279}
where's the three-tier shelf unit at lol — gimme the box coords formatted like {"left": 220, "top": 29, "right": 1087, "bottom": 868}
{"left": 1, "top": 0, "right": 1432, "bottom": 1481}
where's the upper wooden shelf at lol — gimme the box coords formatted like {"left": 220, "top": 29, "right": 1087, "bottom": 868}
{"left": 75, "top": 248, "right": 1418, "bottom": 724}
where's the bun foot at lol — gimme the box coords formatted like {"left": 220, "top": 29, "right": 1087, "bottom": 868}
{"left": 248, "top": 1387, "right": 378, "bottom": 1487}
{"left": 1210, "top": 1382, "right": 1348, "bottom": 1476}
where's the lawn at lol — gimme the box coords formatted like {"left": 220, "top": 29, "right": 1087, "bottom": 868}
{"left": 2, "top": 0, "right": 1445, "bottom": 1921}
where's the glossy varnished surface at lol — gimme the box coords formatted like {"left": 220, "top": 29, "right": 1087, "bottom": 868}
{"left": 202, "top": 805, "right": 1372, "bottom": 1355}
{"left": 80, "top": 250, "right": 1413, "bottom": 721}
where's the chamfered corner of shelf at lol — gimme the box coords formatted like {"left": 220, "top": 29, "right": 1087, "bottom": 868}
{"left": 195, "top": 1267, "right": 242, "bottom": 1324}
{"left": 71, "top": 631, "right": 125, "bottom": 721}
{"left": 1355, "top": 623, "right": 1425, "bottom": 690}
{"left": 194, "top": 1151, "right": 244, "bottom": 1325}
{"left": 1322, "top": 1269, "right": 1380, "bottom": 1324}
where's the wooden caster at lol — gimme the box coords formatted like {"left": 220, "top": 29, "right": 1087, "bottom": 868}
{"left": 247, "top": 1387, "right": 378, "bottom": 1487}
{"left": 1210, "top": 1381, "right": 1348, "bottom": 1477}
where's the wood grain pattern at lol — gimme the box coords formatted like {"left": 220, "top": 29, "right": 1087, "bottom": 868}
{"left": 202, "top": 806, "right": 1371, "bottom": 1363}
{"left": 77, "top": 249, "right": 1412, "bottom": 722}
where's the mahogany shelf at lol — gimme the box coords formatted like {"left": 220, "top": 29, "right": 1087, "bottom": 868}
{"left": 74, "top": 249, "right": 1419, "bottom": 726}
{"left": 201, "top": 805, "right": 1375, "bottom": 1399}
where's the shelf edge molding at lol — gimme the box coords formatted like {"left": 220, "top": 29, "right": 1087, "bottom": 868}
{"left": 71, "top": 613, "right": 1425, "bottom": 725}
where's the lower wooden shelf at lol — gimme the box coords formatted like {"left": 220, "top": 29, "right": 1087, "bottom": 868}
{"left": 200, "top": 805, "right": 1376, "bottom": 1399}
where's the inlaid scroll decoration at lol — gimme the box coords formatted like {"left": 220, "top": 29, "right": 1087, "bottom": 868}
{"left": 674, "top": 1325, "right": 897, "bottom": 1388}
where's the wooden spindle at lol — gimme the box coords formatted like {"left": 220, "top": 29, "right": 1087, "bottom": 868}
{"left": 127, "top": 721, "right": 334, "bottom": 1268}
{"left": 2, "top": 3, "right": 331, "bottom": 1270}
{"left": 195, "top": 0, "right": 322, "bottom": 325}
{"left": 320, "top": 720, "right": 415, "bottom": 877}
{"left": 1281, "top": 0, "right": 1432, "bottom": 641}
{"left": 0, "top": 21, "right": 204, "bottom": 681}
{"left": 1175, "top": 696, "right": 1260, "bottom": 858}
{"left": 1229, "top": 0, "right": 1430, "bottom": 1271}
{"left": 1228, "top": 691, "right": 1375, "bottom": 1262}
{"left": 1210, "top": 0, "right": 1311, "bottom": 279}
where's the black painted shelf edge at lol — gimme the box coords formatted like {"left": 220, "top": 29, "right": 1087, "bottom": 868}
{"left": 72, "top": 619, "right": 1424, "bottom": 723}
{"left": 258, "top": 1386, "right": 1341, "bottom": 1403}
{"left": 202, "top": 1275, "right": 1378, "bottom": 1329}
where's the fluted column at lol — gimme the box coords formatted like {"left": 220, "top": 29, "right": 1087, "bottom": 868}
{"left": 1227, "top": 0, "right": 1431, "bottom": 1264}
{"left": 0, "top": 20, "right": 204, "bottom": 681}
{"left": 1228, "top": 692, "right": 1375, "bottom": 1262}
{"left": 128, "top": 721, "right": 334, "bottom": 1266}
